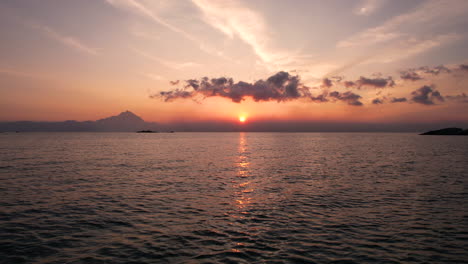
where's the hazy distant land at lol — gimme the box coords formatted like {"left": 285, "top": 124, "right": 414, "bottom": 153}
{"left": 1, "top": 111, "right": 468, "bottom": 133}
{"left": 0, "top": 111, "right": 158, "bottom": 132}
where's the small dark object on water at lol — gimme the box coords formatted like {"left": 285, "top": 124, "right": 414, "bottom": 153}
{"left": 137, "top": 130, "right": 158, "bottom": 133}
{"left": 420, "top": 127, "right": 468, "bottom": 135}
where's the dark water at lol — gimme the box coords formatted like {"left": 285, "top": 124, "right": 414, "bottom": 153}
{"left": 1, "top": 132, "right": 467, "bottom": 263}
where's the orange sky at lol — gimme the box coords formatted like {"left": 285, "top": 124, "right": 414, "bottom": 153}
{"left": 1, "top": 0, "right": 468, "bottom": 125}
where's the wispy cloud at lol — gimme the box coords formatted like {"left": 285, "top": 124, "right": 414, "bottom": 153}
{"left": 105, "top": 0, "right": 228, "bottom": 59}
{"left": 130, "top": 27, "right": 160, "bottom": 41}
{"left": 106, "top": 0, "right": 196, "bottom": 42}
{"left": 133, "top": 48, "right": 201, "bottom": 70}
{"left": 369, "top": 33, "right": 461, "bottom": 63}
{"left": 31, "top": 24, "right": 98, "bottom": 55}
{"left": 354, "top": 0, "right": 385, "bottom": 16}
{"left": 140, "top": 72, "right": 164, "bottom": 81}
{"left": 191, "top": 0, "right": 292, "bottom": 66}
{"left": 338, "top": 0, "right": 468, "bottom": 48}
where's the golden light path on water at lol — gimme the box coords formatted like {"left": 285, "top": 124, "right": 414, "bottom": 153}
{"left": 228, "top": 132, "right": 255, "bottom": 252}
{"left": 235, "top": 132, "right": 252, "bottom": 210}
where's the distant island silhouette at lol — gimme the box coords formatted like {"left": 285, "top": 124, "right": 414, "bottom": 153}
{"left": 2, "top": 111, "right": 468, "bottom": 132}
{"left": 136, "top": 130, "right": 158, "bottom": 133}
{"left": 0, "top": 111, "right": 159, "bottom": 132}
{"left": 420, "top": 127, "right": 468, "bottom": 135}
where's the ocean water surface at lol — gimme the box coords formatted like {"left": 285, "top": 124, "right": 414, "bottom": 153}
{"left": 1, "top": 132, "right": 467, "bottom": 263}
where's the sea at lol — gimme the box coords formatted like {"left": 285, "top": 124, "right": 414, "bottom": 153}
{"left": 1, "top": 132, "right": 467, "bottom": 263}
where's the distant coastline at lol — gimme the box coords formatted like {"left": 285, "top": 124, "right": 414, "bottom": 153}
{"left": 420, "top": 127, "right": 468, "bottom": 135}
{"left": 0, "top": 111, "right": 158, "bottom": 132}
{"left": 2, "top": 111, "right": 468, "bottom": 133}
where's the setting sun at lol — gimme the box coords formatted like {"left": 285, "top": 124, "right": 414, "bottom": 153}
{"left": 239, "top": 116, "right": 247, "bottom": 123}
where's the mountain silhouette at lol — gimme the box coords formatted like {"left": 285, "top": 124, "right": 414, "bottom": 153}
{"left": 97, "top": 111, "right": 145, "bottom": 124}
{"left": 0, "top": 111, "right": 157, "bottom": 132}
{"left": 95, "top": 111, "right": 147, "bottom": 131}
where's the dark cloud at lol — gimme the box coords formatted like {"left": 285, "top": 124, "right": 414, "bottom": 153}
{"left": 307, "top": 90, "right": 363, "bottom": 106}
{"left": 155, "top": 71, "right": 365, "bottom": 106}
{"left": 330, "top": 76, "right": 343, "bottom": 82}
{"left": 446, "top": 93, "right": 468, "bottom": 103}
{"left": 390, "top": 97, "right": 407, "bottom": 103}
{"left": 398, "top": 64, "right": 459, "bottom": 81}
{"left": 400, "top": 70, "right": 422, "bottom": 81}
{"left": 157, "top": 71, "right": 305, "bottom": 103}
{"left": 309, "top": 93, "right": 328, "bottom": 103}
{"left": 459, "top": 64, "right": 468, "bottom": 71}
{"left": 356, "top": 76, "right": 395, "bottom": 89}
{"left": 155, "top": 66, "right": 463, "bottom": 107}
{"left": 322, "top": 78, "right": 333, "bottom": 88}
{"left": 328, "top": 91, "right": 363, "bottom": 106}
{"left": 343, "top": 81, "right": 356, "bottom": 88}
{"left": 372, "top": 98, "right": 384, "bottom": 104}
{"left": 410, "top": 85, "right": 444, "bottom": 105}
{"left": 185, "top": 79, "right": 200, "bottom": 90}
{"left": 419, "top": 65, "right": 451, "bottom": 75}
{"left": 154, "top": 90, "right": 193, "bottom": 101}
{"left": 372, "top": 96, "right": 407, "bottom": 104}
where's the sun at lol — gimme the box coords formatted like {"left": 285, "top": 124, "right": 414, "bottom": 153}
{"left": 239, "top": 115, "right": 247, "bottom": 123}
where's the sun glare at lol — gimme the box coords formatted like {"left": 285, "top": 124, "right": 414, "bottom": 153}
{"left": 239, "top": 116, "right": 247, "bottom": 123}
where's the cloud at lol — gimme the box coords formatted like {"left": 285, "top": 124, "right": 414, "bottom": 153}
{"left": 372, "top": 98, "right": 384, "bottom": 104}
{"left": 154, "top": 71, "right": 364, "bottom": 106}
{"left": 106, "top": 0, "right": 194, "bottom": 41}
{"left": 400, "top": 70, "right": 422, "bottom": 81}
{"left": 141, "top": 73, "right": 164, "bottom": 81}
{"left": 368, "top": 33, "right": 461, "bottom": 64}
{"left": 305, "top": 90, "right": 364, "bottom": 106}
{"left": 344, "top": 81, "right": 356, "bottom": 88}
{"left": 372, "top": 96, "right": 407, "bottom": 105}
{"left": 390, "top": 97, "right": 407, "bottom": 103}
{"left": 191, "top": 0, "right": 292, "bottom": 65}
{"left": 354, "top": 0, "right": 385, "bottom": 16}
{"left": 410, "top": 85, "right": 444, "bottom": 105}
{"left": 338, "top": 0, "right": 468, "bottom": 48}
{"left": 355, "top": 76, "right": 395, "bottom": 89}
{"left": 157, "top": 71, "right": 302, "bottom": 103}
{"left": 318, "top": 75, "right": 394, "bottom": 89}
{"left": 154, "top": 63, "right": 467, "bottom": 107}
{"left": 309, "top": 93, "right": 328, "bottom": 103}
{"left": 133, "top": 48, "right": 201, "bottom": 70}
{"left": 399, "top": 64, "right": 456, "bottom": 81}
{"left": 446, "top": 93, "right": 468, "bottom": 103}
{"left": 153, "top": 90, "right": 193, "bottom": 101}
{"left": 106, "top": 0, "right": 227, "bottom": 59}
{"left": 419, "top": 65, "right": 451, "bottom": 75}
{"left": 130, "top": 28, "right": 160, "bottom": 41}
{"left": 322, "top": 78, "right": 333, "bottom": 88}
{"left": 328, "top": 91, "right": 363, "bottom": 106}
{"left": 31, "top": 24, "right": 98, "bottom": 55}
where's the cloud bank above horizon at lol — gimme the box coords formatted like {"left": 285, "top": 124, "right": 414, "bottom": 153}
{"left": 154, "top": 64, "right": 468, "bottom": 107}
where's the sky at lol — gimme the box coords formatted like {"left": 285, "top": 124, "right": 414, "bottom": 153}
{"left": 0, "top": 0, "right": 467, "bottom": 128}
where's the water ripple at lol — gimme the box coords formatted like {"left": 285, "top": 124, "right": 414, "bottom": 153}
{"left": 1, "top": 132, "right": 467, "bottom": 263}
